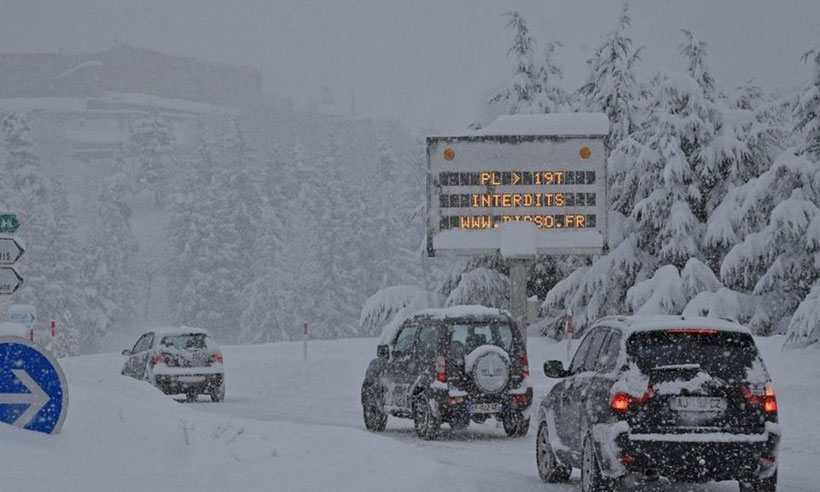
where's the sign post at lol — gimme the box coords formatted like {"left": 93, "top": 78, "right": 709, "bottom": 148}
{"left": 302, "top": 322, "right": 308, "bottom": 362}
{"left": 0, "top": 336, "right": 68, "bottom": 434}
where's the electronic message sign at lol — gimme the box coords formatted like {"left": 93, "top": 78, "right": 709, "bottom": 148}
{"left": 426, "top": 114, "right": 609, "bottom": 257}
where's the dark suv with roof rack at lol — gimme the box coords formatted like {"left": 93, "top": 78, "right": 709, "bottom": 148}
{"left": 361, "top": 306, "right": 533, "bottom": 440}
{"left": 535, "top": 315, "right": 780, "bottom": 491}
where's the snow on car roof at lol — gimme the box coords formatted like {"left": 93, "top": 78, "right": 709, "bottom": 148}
{"left": 149, "top": 326, "right": 212, "bottom": 337}
{"left": 412, "top": 305, "right": 511, "bottom": 320}
{"left": 595, "top": 315, "right": 751, "bottom": 335}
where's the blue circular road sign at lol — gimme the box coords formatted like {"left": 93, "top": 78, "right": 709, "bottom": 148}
{"left": 0, "top": 337, "right": 68, "bottom": 434}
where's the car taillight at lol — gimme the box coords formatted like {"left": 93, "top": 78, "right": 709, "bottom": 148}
{"left": 611, "top": 393, "right": 630, "bottom": 412}
{"left": 742, "top": 385, "right": 777, "bottom": 414}
{"left": 522, "top": 354, "right": 529, "bottom": 378}
{"left": 611, "top": 387, "right": 654, "bottom": 413}
{"left": 435, "top": 356, "right": 447, "bottom": 383}
{"left": 667, "top": 328, "right": 717, "bottom": 334}
{"left": 212, "top": 352, "right": 224, "bottom": 364}
{"left": 151, "top": 352, "right": 163, "bottom": 365}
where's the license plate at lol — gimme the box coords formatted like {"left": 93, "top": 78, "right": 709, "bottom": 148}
{"left": 468, "top": 402, "right": 502, "bottom": 414}
{"left": 671, "top": 396, "right": 727, "bottom": 412}
{"left": 176, "top": 376, "right": 206, "bottom": 384}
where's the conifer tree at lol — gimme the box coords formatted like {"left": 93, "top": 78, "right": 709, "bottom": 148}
{"left": 579, "top": 4, "right": 642, "bottom": 153}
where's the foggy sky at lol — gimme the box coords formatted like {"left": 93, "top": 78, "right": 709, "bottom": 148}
{"left": 1, "top": 0, "right": 818, "bottom": 130}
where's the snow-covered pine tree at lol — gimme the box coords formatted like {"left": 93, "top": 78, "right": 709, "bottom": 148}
{"left": 127, "top": 110, "right": 172, "bottom": 206}
{"left": 532, "top": 41, "right": 568, "bottom": 114}
{"left": 81, "top": 172, "right": 139, "bottom": 350}
{"left": 488, "top": 11, "right": 539, "bottom": 117}
{"left": 543, "top": 30, "right": 771, "bottom": 334}
{"left": 720, "top": 39, "right": 820, "bottom": 341}
{"left": 578, "top": 4, "right": 642, "bottom": 154}
{"left": 39, "top": 177, "right": 84, "bottom": 355}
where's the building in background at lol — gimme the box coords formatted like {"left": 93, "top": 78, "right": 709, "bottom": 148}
{"left": 0, "top": 45, "right": 262, "bottom": 162}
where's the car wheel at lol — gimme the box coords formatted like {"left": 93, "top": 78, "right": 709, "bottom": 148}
{"left": 449, "top": 414, "right": 470, "bottom": 431}
{"left": 502, "top": 411, "right": 529, "bottom": 437}
{"left": 581, "top": 435, "right": 611, "bottom": 492}
{"left": 210, "top": 383, "right": 225, "bottom": 403}
{"left": 412, "top": 394, "right": 440, "bottom": 440}
{"left": 185, "top": 392, "right": 198, "bottom": 403}
{"left": 536, "top": 422, "right": 571, "bottom": 483}
{"left": 739, "top": 471, "right": 777, "bottom": 492}
{"left": 362, "top": 388, "right": 387, "bottom": 432}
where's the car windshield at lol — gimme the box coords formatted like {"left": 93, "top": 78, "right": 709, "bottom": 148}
{"left": 627, "top": 331, "right": 760, "bottom": 383}
{"left": 448, "top": 321, "right": 514, "bottom": 354}
{"left": 160, "top": 334, "right": 208, "bottom": 350}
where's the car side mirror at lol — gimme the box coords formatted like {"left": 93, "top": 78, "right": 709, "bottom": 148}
{"left": 543, "top": 360, "right": 568, "bottom": 378}
{"left": 376, "top": 345, "right": 389, "bottom": 360}
{"left": 121, "top": 349, "right": 131, "bottom": 356}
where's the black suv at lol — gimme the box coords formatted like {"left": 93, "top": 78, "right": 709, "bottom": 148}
{"left": 361, "top": 306, "right": 533, "bottom": 440}
{"left": 535, "top": 316, "right": 780, "bottom": 491}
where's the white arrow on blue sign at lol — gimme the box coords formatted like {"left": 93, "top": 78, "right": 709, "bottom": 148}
{"left": 0, "top": 337, "right": 68, "bottom": 434}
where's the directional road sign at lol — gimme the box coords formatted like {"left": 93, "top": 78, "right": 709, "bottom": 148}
{"left": 0, "top": 337, "right": 68, "bottom": 434}
{"left": 0, "top": 267, "right": 23, "bottom": 295}
{"left": 0, "top": 214, "right": 20, "bottom": 234}
{"left": 0, "top": 237, "right": 24, "bottom": 265}
{"left": 9, "top": 305, "right": 35, "bottom": 326}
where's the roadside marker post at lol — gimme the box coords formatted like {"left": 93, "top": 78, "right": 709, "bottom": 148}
{"left": 303, "top": 322, "right": 308, "bottom": 362}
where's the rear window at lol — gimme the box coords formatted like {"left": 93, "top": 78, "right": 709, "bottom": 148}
{"left": 448, "top": 321, "right": 514, "bottom": 354}
{"left": 627, "top": 330, "right": 761, "bottom": 383}
{"left": 160, "top": 333, "right": 208, "bottom": 350}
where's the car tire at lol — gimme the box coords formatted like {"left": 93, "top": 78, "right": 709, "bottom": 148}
{"left": 210, "top": 383, "right": 225, "bottom": 403}
{"left": 502, "top": 411, "right": 529, "bottom": 437}
{"left": 185, "top": 392, "right": 198, "bottom": 402}
{"left": 413, "top": 394, "right": 440, "bottom": 440}
{"left": 362, "top": 387, "right": 387, "bottom": 432}
{"left": 581, "top": 435, "right": 611, "bottom": 492}
{"left": 739, "top": 471, "right": 777, "bottom": 492}
{"left": 536, "top": 422, "right": 571, "bottom": 483}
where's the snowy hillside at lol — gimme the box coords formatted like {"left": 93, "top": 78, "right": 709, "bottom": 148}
{"left": 3, "top": 336, "right": 817, "bottom": 491}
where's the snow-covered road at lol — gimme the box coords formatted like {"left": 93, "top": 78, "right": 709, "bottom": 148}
{"left": 2, "top": 335, "right": 817, "bottom": 491}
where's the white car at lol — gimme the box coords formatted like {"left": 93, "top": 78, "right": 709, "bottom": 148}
{"left": 121, "top": 327, "right": 225, "bottom": 402}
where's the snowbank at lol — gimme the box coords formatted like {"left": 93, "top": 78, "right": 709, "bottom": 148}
{"left": 0, "top": 350, "right": 457, "bottom": 492}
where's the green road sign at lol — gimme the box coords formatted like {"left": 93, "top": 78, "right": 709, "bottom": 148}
{"left": 0, "top": 214, "right": 20, "bottom": 234}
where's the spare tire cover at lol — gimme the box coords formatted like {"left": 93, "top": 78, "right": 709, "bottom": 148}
{"left": 473, "top": 351, "right": 509, "bottom": 393}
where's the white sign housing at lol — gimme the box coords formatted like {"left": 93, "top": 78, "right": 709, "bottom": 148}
{"left": 426, "top": 113, "right": 609, "bottom": 257}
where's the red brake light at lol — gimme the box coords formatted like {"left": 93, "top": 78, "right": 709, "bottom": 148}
{"left": 435, "top": 356, "right": 447, "bottom": 383}
{"left": 151, "top": 352, "right": 163, "bottom": 365}
{"left": 522, "top": 354, "right": 530, "bottom": 378}
{"left": 611, "top": 387, "right": 654, "bottom": 413}
{"left": 212, "top": 352, "right": 224, "bottom": 363}
{"left": 667, "top": 328, "right": 717, "bottom": 334}
{"left": 763, "top": 395, "right": 778, "bottom": 413}
{"left": 742, "top": 385, "right": 778, "bottom": 414}
{"left": 611, "top": 392, "right": 630, "bottom": 412}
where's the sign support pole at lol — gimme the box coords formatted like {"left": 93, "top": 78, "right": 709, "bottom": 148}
{"left": 508, "top": 258, "right": 531, "bottom": 349}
